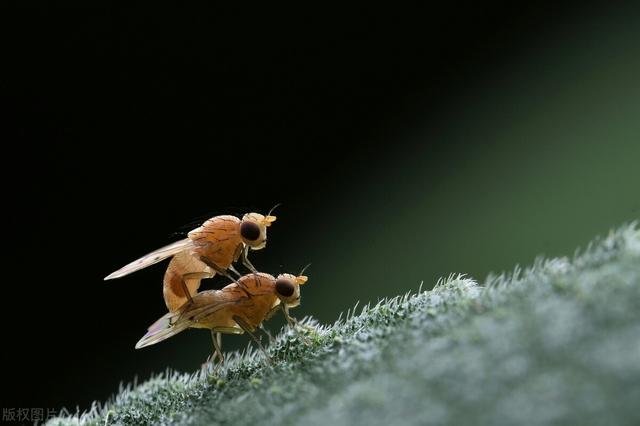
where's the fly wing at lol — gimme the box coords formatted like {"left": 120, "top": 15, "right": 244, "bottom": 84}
{"left": 135, "top": 296, "right": 239, "bottom": 349}
{"left": 135, "top": 312, "right": 188, "bottom": 349}
{"left": 104, "top": 238, "right": 194, "bottom": 280}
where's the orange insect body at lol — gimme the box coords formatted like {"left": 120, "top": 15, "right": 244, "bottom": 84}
{"left": 163, "top": 252, "right": 211, "bottom": 312}
{"left": 105, "top": 212, "right": 277, "bottom": 312}
{"left": 136, "top": 272, "right": 308, "bottom": 351}
{"left": 187, "top": 275, "right": 280, "bottom": 332}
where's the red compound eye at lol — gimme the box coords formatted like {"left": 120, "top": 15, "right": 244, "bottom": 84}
{"left": 240, "top": 221, "right": 261, "bottom": 241}
{"left": 275, "top": 279, "right": 295, "bottom": 297}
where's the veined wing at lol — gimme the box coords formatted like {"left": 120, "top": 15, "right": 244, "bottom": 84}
{"left": 135, "top": 298, "right": 238, "bottom": 349}
{"left": 104, "top": 238, "right": 194, "bottom": 280}
{"left": 135, "top": 312, "right": 190, "bottom": 349}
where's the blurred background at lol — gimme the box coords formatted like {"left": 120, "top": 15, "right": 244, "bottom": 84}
{"left": 2, "top": 1, "right": 639, "bottom": 414}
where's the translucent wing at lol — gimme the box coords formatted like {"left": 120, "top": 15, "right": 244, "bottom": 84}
{"left": 135, "top": 298, "right": 238, "bottom": 349}
{"left": 104, "top": 238, "right": 195, "bottom": 280}
{"left": 135, "top": 312, "right": 188, "bottom": 349}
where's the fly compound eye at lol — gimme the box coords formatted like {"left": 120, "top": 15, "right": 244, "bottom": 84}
{"left": 240, "top": 221, "right": 261, "bottom": 241}
{"left": 275, "top": 279, "right": 295, "bottom": 297}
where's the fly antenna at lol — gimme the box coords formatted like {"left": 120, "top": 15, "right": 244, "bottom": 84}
{"left": 267, "top": 203, "right": 282, "bottom": 217}
{"left": 299, "top": 263, "right": 312, "bottom": 276}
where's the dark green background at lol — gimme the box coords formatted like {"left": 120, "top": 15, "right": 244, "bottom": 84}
{"left": 287, "top": 5, "right": 640, "bottom": 322}
{"left": 3, "top": 2, "right": 639, "bottom": 413}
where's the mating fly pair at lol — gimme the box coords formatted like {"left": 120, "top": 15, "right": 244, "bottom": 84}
{"left": 105, "top": 207, "right": 309, "bottom": 364}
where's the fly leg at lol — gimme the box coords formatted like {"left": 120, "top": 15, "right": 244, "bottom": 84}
{"left": 241, "top": 246, "right": 258, "bottom": 274}
{"left": 281, "top": 304, "right": 297, "bottom": 326}
{"left": 173, "top": 278, "right": 196, "bottom": 323}
{"left": 210, "top": 330, "right": 224, "bottom": 370}
{"left": 199, "top": 256, "right": 252, "bottom": 298}
{"left": 179, "top": 272, "right": 212, "bottom": 307}
{"left": 180, "top": 279, "right": 194, "bottom": 305}
{"left": 228, "top": 265, "right": 243, "bottom": 278}
{"left": 175, "top": 271, "right": 213, "bottom": 318}
{"left": 203, "top": 331, "right": 224, "bottom": 372}
{"left": 182, "top": 272, "right": 214, "bottom": 281}
{"left": 282, "top": 304, "right": 313, "bottom": 345}
{"left": 258, "top": 324, "right": 274, "bottom": 344}
{"left": 232, "top": 315, "right": 271, "bottom": 362}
